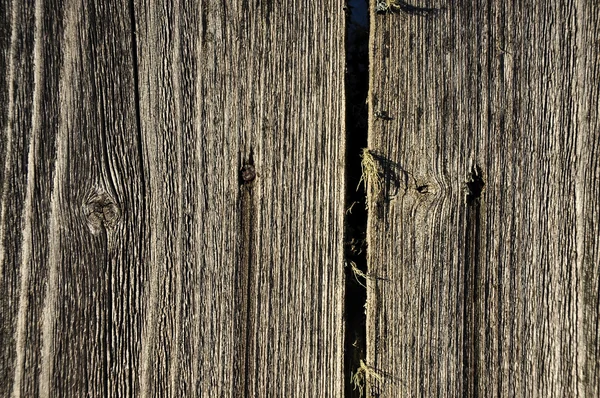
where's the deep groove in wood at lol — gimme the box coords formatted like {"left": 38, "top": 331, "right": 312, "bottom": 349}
{"left": 235, "top": 149, "right": 257, "bottom": 396}
{"left": 128, "top": 0, "right": 145, "bottom": 203}
{"left": 463, "top": 164, "right": 484, "bottom": 397}
{"left": 126, "top": 3, "right": 144, "bottom": 395}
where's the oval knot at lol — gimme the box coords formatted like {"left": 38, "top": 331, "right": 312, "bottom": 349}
{"left": 83, "top": 191, "right": 121, "bottom": 235}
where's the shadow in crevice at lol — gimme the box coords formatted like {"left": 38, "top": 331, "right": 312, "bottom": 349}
{"left": 344, "top": 0, "right": 369, "bottom": 397}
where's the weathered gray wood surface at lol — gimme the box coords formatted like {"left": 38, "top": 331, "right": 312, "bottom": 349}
{"left": 0, "top": 0, "right": 346, "bottom": 396}
{"left": 367, "top": 1, "right": 599, "bottom": 397}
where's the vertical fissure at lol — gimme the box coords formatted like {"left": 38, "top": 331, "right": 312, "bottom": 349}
{"left": 128, "top": 0, "right": 145, "bottom": 201}
{"left": 463, "top": 164, "right": 485, "bottom": 396}
{"left": 235, "top": 150, "right": 257, "bottom": 396}
{"left": 127, "top": 2, "right": 143, "bottom": 394}
{"left": 344, "top": 1, "right": 369, "bottom": 397}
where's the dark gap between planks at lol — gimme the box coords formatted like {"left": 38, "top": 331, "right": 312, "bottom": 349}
{"left": 344, "top": 0, "right": 369, "bottom": 396}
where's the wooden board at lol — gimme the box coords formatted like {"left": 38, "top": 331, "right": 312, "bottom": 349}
{"left": 366, "top": 0, "right": 600, "bottom": 396}
{"left": 0, "top": 0, "right": 346, "bottom": 396}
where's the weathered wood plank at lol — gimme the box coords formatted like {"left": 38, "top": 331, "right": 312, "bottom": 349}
{"left": 1, "top": 0, "right": 148, "bottom": 396}
{"left": 367, "top": 0, "right": 600, "bottom": 396}
{"left": 0, "top": 0, "right": 346, "bottom": 396}
{"left": 132, "top": 0, "right": 346, "bottom": 395}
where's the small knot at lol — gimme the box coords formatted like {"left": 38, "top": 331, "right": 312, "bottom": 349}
{"left": 240, "top": 164, "right": 256, "bottom": 183}
{"left": 83, "top": 190, "right": 121, "bottom": 235}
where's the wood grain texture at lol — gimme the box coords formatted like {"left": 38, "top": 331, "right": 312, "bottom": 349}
{"left": 366, "top": 1, "right": 600, "bottom": 397}
{"left": 0, "top": 0, "right": 346, "bottom": 396}
{"left": 132, "top": 0, "right": 346, "bottom": 396}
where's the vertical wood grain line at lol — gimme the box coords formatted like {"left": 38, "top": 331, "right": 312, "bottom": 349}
{"left": 127, "top": 14, "right": 147, "bottom": 391}
{"left": 191, "top": 3, "right": 204, "bottom": 388}
{"left": 0, "top": 0, "right": 19, "bottom": 281}
{"left": 169, "top": 1, "right": 183, "bottom": 393}
{"left": 11, "top": 0, "right": 44, "bottom": 395}
{"left": 574, "top": 3, "right": 600, "bottom": 395}
{"left": 39, "top": 0, "right": 77, "bottom": 394}
{"left": 127, "top": 2, "right": 160, "bottom": 397}
{"left": 574, "top": 5, "right": 585, "bottom": 391}
{"left": 365, "top": 5, "right": 378, "bottom": 395}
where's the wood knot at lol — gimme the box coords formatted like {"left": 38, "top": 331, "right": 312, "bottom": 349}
{"left": 83, "top": 191, "right": 121, "bottom": 235}
{"left": 240, "top": 164, "right": 256, "bottom": 183}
